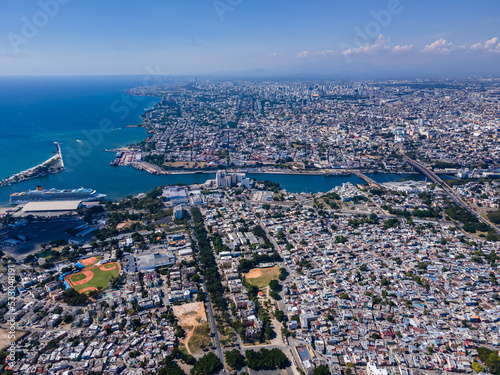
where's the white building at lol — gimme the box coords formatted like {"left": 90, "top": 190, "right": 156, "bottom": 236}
{"left": 367, "top": 363, "right": 388, "bottom": 375}
{"left": 163, "top": 186, "right": 189, "bottom": 204}
{"left": 215, "top": 170, "right": 251, "bottom": 188}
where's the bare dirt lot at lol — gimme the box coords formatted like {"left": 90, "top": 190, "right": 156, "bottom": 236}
{"left": 173, "top": 302, "right": 209, "bottom": 355}
{"left": 173, "top": 302, "right": 207, "bottom": 326}
{"left": 245, "top": 265, "right": 280, "bottom": 288}
{"left": 0, "top": 328, "right": 25, "bottom": 350}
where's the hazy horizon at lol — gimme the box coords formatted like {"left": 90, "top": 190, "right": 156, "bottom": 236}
{"left": 1, "top": 1, "right": 500, "bottom": 78}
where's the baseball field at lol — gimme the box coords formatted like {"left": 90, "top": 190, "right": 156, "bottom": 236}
{"left": 244, "top": 265, "right": 280, "bottom": 288}
{"left": 65, "top": 262, "right": 121, "bottom": 294}
{"left": 80, "top": 255, "right": 101, "bottom": 267}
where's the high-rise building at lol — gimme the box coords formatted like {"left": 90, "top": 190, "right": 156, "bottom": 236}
{"left": 214, "top": 170, "right": 250, "bottom": 188}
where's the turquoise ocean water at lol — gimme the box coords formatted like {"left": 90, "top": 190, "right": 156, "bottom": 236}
{"left": 0, "top": 76, "right": 427, "bottom": 206}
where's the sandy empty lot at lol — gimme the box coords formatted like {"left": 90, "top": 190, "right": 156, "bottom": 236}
{"left": 173, "top": 302, "right": 207, "bottom": 327}
{"left": 0, "top": 328, "right": 25, "bottom": 350}
{"left": 173, "top": 302, "right": 208, "bottom": 355}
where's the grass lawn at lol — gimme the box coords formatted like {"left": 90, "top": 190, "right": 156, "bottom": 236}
{"left": 471, "top": 231, "right": 488, "bottom": 239}
{"left": 38, "top": 249, "right": 51, "bottom": 258}
{"left": 69, "top": 273, "right": 87, "bottom": 282}
{"left": 70, "top": 262, "right": 120, "bottom": 292}
{"left": 245, "top": 265, "right": 280, "bottom": 288}
{"left": 188, "top": 323, "right": 211, "bottom": 354}
{"left": 179, "top": 342, "right": 190, "bottom": 356}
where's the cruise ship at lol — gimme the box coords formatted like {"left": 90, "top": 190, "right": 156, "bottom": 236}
{"left": 10, "top": 186, "right": 107, "bottom": 205}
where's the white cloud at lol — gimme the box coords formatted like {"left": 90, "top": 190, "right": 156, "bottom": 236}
{"left": 319, "top": 49, "right": 335, "bottom": 56}
{"left": 466, "top": 37, "right": 500, "bottom": 53}
{"left": 420, "top": 37, "right": 500, "bottom": 55}
{"left": 470, "top": 42, "right": 483, "bottom": 51}
{"left": 421, "top": 38, "right": 454, "bottom": 54}
{"left": 392, "top": 44, "right": 413, "bottom": 53}
{"left": 342, "top": 34, "right": 389, "bottom": 55}
{"left": 485, "top": 37, "right": 498, "bottom": 49}
{"left": 484, "top": 37, "right": 500, "bottom": 52}
{"left": 303, "top": 36, "right": 500, "bottom": 61}
{"left": 296, "top": 50, "right": 309, "bottom": 58}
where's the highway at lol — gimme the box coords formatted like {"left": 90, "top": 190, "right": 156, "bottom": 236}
{"left": 404, "top": 156, "right": 500, "bottom": 233}
{"left": 200, "top": 275, "right": 226, "bottom": 371}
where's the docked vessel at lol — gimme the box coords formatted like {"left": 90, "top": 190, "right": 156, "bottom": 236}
{"left": 10, "top": 186, "right": 107, "bottom": 205}
{"left": 325, "top": 171, "right": 352, "bottom": 177}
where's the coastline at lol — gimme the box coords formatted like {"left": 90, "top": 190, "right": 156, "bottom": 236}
{"left": 0, "top": 81, "right": 456, "bottom": 208}
{"left": 0, "top": 142, "right": 64, "bottom": 188}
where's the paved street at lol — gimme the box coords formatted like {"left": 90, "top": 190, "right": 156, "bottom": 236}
{"left": 190, "top": 218, "right": 227, "bottom": 373}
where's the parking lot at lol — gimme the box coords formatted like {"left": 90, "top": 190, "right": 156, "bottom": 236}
{"left": 0, "top": 219, "right": 86, "bottom": 259}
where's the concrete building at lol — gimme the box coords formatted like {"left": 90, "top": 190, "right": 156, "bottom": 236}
{"left": 22, "top": 200, "right": 82, "bottom": 213}
{"left": 367, "top": 363, "right": 389, "bottom": 375}
{"left": 136, "top": 252, "right": 175, "bottom": 271}
{"left": 162, "top": 187, "right": 189, "bottom": 204}
{"left": 215, "top": 170, "right": 251, "bottom": 188}
{"left": 173, "top": 205, "right": 184, "bottom": 220}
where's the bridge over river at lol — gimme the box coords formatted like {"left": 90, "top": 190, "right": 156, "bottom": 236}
{"left": 404, "top": 156, "right": 500, "bottom": 234}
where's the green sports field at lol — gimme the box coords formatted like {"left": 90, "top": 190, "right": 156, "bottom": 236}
{"left": 66, "top": 262, "right": 121, "bottom": 293}
{"left": 70, "top": 273, "right": 87, "bottom": 282}
{"left": 244, "top": 265, "right": 280, "bottom": 288}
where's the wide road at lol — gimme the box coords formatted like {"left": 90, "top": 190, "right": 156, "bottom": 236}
{"left": 404, "top": 156, "right": 500, "bottom": 233}
{"left": 190, "top": 217, "right": 227, "bottom": 373}
{"left": 200, "top": 275, "right": 225, "bottom": 370}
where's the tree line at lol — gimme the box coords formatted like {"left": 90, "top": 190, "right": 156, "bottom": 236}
{"left": 191, "top": 207, "right": 228, "bottom": 317}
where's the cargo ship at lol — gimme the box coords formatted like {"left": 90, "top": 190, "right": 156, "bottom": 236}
{"left": 10, "top": 186, "right": 107, "bottom": 205}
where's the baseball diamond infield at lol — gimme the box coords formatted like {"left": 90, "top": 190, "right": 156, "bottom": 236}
{"left": 80, "top": 256, "right": 101, "bottom": 267}
{"left": 99, "top": 263, "right": 117, "bottom": 271}
{"left": 65, "top": 262, "right": 121, "bottom": 293}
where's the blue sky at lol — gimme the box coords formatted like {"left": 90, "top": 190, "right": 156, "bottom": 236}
{"left": 1, "top": 0, "right": 499, "bottom": 77}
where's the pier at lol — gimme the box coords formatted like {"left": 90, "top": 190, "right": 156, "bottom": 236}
{"left": 0, "top": 142, "right": 65, "bottom": 188}
{"left": 55, "top": 142, "right": 64, "bottom": 169}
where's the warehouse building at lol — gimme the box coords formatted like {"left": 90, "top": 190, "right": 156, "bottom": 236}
{"left": 22, "top": 200, "right": 82, "bottom": 213}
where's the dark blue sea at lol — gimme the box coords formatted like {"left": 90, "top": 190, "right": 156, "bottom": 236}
{"left": 0, "top": 76, "right": 427, "bottom": 206}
